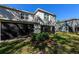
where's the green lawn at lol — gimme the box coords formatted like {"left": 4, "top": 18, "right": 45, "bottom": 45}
{"left": 50, "top": 32, "right": 79, "bottom": 53}
{"left": 0, "top": 32, "right": 79, "bottom": 54}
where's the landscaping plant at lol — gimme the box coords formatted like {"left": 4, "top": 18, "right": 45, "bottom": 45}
{"left": 31, "top": 32, "right": 50, "bottom": 53}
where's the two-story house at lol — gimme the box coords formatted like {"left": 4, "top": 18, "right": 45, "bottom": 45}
{"left": 0, "top": 5, "right": 56, "bottom": 40}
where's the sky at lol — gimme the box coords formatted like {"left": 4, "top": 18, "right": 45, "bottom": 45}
{"left": 2, "top": 4, "right": 79, "bottom": 21}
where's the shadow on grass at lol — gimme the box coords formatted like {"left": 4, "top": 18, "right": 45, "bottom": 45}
{"left": 31, "top": 41, "right": 60, "bottom": 54}
{"left": 0, "top": 39, "right": 30, "bottom": 54}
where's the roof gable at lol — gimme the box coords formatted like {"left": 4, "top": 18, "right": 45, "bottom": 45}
{"left": 34, "top": 8, "right": 56, "bottom": 17}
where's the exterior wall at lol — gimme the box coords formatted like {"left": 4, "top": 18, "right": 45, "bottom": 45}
{"left": 0, "top": 8, "right": 34, "bottom": 22}
{"left": 35, "top": 11, "right": 44, "bottom": 21}
{"left": 49, "top": 15, "right": 56, "bottom": 26}
{"left": 35, "top": 11, "right": 56, "bottom": 33}
{"left": 28, "top": 15, "right": 34, "bottom": 21}
{"left": 0, "top": 8, "right": 20, "bottom": 20}
{"left": 34, "top": 24, "right": 41, "bottom": 33}
{"left": 57, "top": 19, "right": 79, "bottom": 32}
{"left": 35, "top": 11, "right": 44, "bottom": 25}
{"left": 35, "top": 11, "right": 56, "bottom": 26}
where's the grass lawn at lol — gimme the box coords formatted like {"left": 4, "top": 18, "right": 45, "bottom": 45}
{"left": 0, "top": 32, "right": 79, "bottom": 54}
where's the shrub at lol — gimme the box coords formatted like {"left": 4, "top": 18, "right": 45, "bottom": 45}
{"left": 31, "top": 32, "right": 49, "bottom": 52}
{"left": 31, "top": 33, "right": 37, "bottom": 41}
{"left": 32, "top": 32, "right": 49, "bottom": 42}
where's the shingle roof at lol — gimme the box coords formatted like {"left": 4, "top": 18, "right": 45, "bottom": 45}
{"left": 64, "top": 19, "right": 79, "bottom": 22}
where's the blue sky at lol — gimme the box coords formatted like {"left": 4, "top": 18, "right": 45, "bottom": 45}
{"left": 3, "top": 4, "right": 79, "bottom": 21}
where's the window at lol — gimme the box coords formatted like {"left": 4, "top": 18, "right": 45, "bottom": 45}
{"left": 44, "top": 13, "right": 49, "bottom": 21}
{"left": 25, "top": 14, "right": 28, "bottom": 19}
{"left": 44, "top": 13, "right": 49, "bottom": 24}
{"left": 20, "top": 13, "right": 24, "bottom": 19}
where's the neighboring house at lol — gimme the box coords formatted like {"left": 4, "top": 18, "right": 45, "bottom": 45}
{"left": 57, "top": 19, "right": 79, "bottom": 32}
{"left": 0, "top": 5, "right": 56, "bottom": 40}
